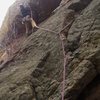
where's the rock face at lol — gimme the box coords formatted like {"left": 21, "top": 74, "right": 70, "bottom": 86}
{"left": 0, "top": 0, "right": 100, "bottom": 100}
{"left": 68, "top": 0, "right": 92, "bottom": 12}
{"left": 0, "top": 0, "right": 61, "bottom": 46}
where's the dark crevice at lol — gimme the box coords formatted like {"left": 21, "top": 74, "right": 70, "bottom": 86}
{"left": 32, "top": 52, "right": 50, "bottom": 77}
{"left": 77, "top": 74, "right": 100, "bottom": 100}
{"left": 31, "top": 84, "right": 39, "bottom": 100}
{"left": 68, "top": 0, "right": 93, "bottom": 12}
{"left": 29, "top": 52, "right": 51, "bottom": 99}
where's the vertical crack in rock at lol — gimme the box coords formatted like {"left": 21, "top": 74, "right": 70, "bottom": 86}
{"left": 29, "top": 51, "right": 50, "bottom": 100}
{"left": 32, "top": 51, "right": 50, "bottom": 78}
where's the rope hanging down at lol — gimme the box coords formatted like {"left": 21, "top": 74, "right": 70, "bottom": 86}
{"left": 28, "top": 4, "right": 70, "bottom": 100}
{"left": 3, "top": 2, "right": 71, "bottom": 100}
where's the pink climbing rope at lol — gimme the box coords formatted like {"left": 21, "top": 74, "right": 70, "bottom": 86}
{"left": 59, "top": 33, "right": 67, "bottom": 100}
{"left": 60, "top": 0, "right": 71, "bottom": 99}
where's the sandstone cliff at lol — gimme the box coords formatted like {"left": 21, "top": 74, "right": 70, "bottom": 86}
{"left": 0, "top": 0, "right": 100, "bottom": 100}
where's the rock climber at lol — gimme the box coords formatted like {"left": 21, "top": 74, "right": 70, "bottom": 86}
{"left": 20, "top": 4, "right": 39, "bottom": 36}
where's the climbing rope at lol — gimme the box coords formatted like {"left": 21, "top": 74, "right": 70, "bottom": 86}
{"left": 0, "top": 1, "right": 71, "bottom": 99}
{"left": 29, "top": 3, "right": 70, "bottom": 100}
{"left": 59, "top": 33, "right": 66, "bottom": 100}
{"left": 60, "top": 1, "right": 72, "bottom": 100}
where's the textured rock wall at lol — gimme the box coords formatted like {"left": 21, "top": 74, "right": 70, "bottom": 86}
{"left": 0, "top": 0, "right": 100, "bottom": 100}
{"left": 0, "top": 0, "right": 61, "bottom": 46}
